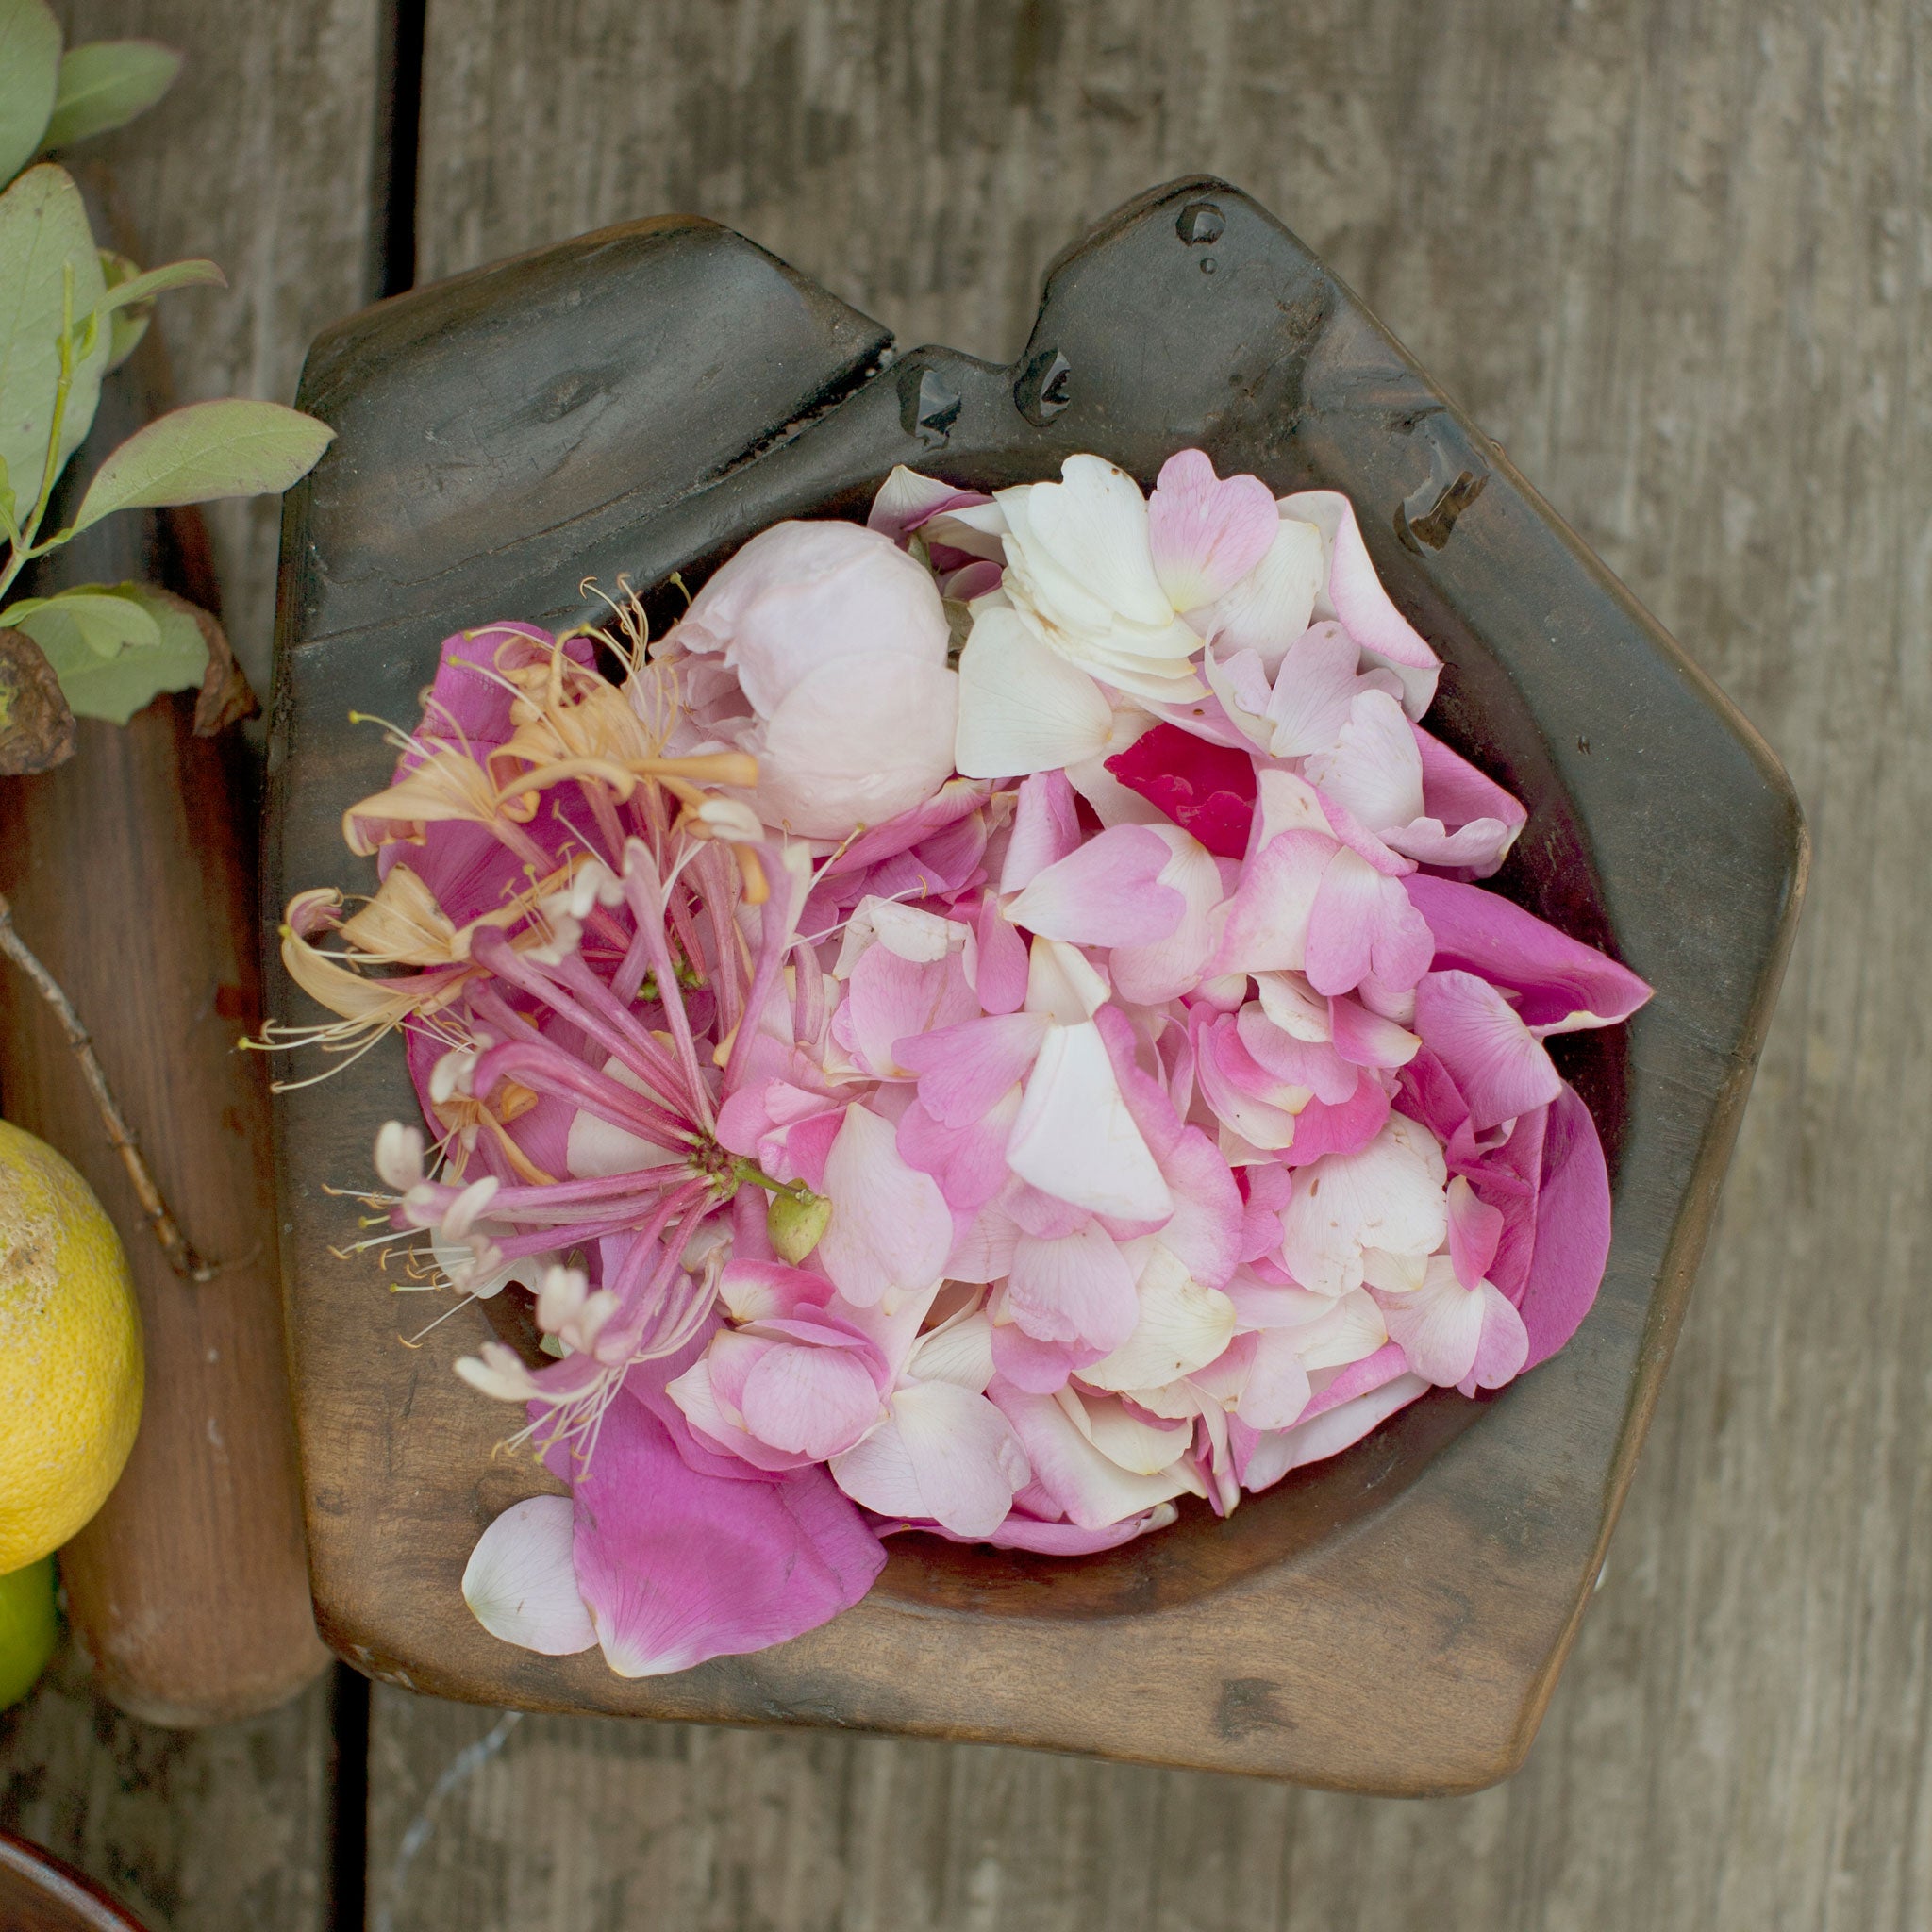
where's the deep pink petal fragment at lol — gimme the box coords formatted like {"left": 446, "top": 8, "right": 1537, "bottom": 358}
{"left": 1278, "top": 1075, "right": 1392, "bottom": 1168}
{"left": 898, "top": 1012, "right": 1049, "bottom": 1129}
{"left": 977, "top": 1507, "right": 1174, "bottom": 1555}
{"left": 899, "top": 1091, "right": 1018, "bottom": 1216}
{"left": 570, "top": 1395, "right": 884, "bottom": 1677}
{"left": 1413, "top": 969, "right": 1563, "bottom": 1133}
{"left": 1515, "top": 1083, "right": 1613, "bottom": 1369}
{"left": 1147, "top": 449, "right": 1279, "bottom": 611}
{"left": 1000, "top": 769, "right": 1082, "bottom": 893}
{"left": 1004, "top": 824, "right": 1186, "bottom": 948}
{"left": 1326, "top": 994, "right": 1421, "bottom": 1070}
{"left": 1404, "top": 874, "right": 1653, "bottom": 1033}
{"left": 1104, "top": 722, "right": 1257, "bottom": 859}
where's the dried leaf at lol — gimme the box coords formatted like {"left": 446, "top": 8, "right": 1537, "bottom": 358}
{"left": 172, "top": 589, "right": 255, "bottom": 734}
{"left": 0, "top": 624, "right": 75, "bottom": 774}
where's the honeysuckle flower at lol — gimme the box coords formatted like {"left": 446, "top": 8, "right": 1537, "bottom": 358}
{"left": 275, "top": 452, "right": 1655, "bottom": 1680}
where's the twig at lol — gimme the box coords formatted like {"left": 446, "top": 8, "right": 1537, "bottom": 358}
{"left": 0, "top": 890, "right": 212, "bottom": 1282}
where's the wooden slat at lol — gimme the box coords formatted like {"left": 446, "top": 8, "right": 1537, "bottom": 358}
{"left": 380, "top": 0, "right": 1932, "bottom": 1925}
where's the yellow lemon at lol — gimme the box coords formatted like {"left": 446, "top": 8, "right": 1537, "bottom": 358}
{"left": 0, "top": 1120, "right": 142, "bottom": 1573}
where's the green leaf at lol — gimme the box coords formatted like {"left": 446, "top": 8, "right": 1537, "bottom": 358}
{"left": 2, "top": 580, "right": 208, "bottom": 724}
{"left": 70, "top": 398, "right": 334, "bottom": 532}
{"left": 0, "top": 163, "right": 108, "bottom": 511}
{"left": 2, "top": 587, "right": 162, "bottom": 658}
{"left": 40, "top": 40, "right": 180, "bottom": 151}
{"left": 0, "top": 0, "right": 61, "bottom": 186}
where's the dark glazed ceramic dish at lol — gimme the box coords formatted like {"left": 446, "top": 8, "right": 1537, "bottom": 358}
{"left": 265, "top": 178, "right": 1805, "bottom": 1793}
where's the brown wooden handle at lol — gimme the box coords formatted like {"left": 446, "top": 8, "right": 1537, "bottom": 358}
{"left": 0, "top": 701, "right": 327, "bottom": 1724}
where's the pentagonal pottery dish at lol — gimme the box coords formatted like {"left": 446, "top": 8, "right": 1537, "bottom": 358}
{"left": 264, "top": 178, "right": 1804, "bottom": 1794}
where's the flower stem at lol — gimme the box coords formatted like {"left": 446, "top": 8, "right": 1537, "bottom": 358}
{"left": 0, "top": 891, "right": 212, "bottom": 1282}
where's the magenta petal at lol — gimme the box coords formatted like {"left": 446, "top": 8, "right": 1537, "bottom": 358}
{"left": 571, "top": 1394, "right": 884, "bottom": 1676}
{"left": 1278, "top": 1075, "right": 1391, "bottom": 1167}
{"left": 1405, "top": 874, "right": 1653, "bottom": 1033}
{"left": 1104, "top": 722, "right": 1257, "bottom": 859}
{"left": 980, "top": 1507, "right": 1173, "bottom": 1554}
{"left": 1306, "top": 848, "right": 1434, "bottom": 998}
{"left": 1515, "top": 1083, "right": 1612, "bottom": 1368}
{"left": 1211, "top": 829, "right": 1333, "bottom": 975}
{"left": 1414, "top": 969, "right": 1563, "bottom": 1133}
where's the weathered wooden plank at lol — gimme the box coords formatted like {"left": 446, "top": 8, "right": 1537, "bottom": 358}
{"left": 0, "top": 0, "right": 380, "bottom": 1924}
{"left": 53, "top": 0, "right": 384, "bottom": 691}
{"left": 367, "top": 0, "right": 1928, "bottom": 1924}
{"left": 0, "top": 1651, "right": 334, "bottom": 1932}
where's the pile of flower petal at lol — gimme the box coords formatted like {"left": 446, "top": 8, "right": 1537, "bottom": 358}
{"left": 277, "top": 450, "right": 1651, "bottom": 1680}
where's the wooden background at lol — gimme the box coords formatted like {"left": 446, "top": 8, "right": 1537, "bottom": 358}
{"left": 2, "top": 0, "right": 1927, "bottom": 1926}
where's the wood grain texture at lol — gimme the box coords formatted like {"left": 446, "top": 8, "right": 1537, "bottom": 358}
{"left": 373, "top": 0, "right": 1932, "bottom": 1926}
{"left": 0, "top": 1648, "right": 331, "bottom": 1932}
{"left": 50, "top": 0, "right": 383, "bottom": 695}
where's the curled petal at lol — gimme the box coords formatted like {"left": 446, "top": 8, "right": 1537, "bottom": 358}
{"left": 1413, "top": 969, "right": 1562, "bottom": 1132}
{"left": 955, "top": 605, "right": 1115, "bottom": 779}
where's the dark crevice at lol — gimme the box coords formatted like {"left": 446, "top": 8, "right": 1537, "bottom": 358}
{"left": 325, "top": 1662, "right": 372, "bottom": 1932}
{"left": 371, "top": 0, "right": 428, "bottom": 298}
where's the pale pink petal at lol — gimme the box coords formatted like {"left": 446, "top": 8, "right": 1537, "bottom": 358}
{"left": 1062, "top": 1390, "right": 1196, "bottom": 1474}
{"left": 1305, "top": 846, "right": 1435, "bottom": 998}
{"left": 990, "top": 1321, "right": 1102, "bottom": 1393}
{"left": 955, "top": 606, "right": 1116, "bottom": 778}
{"left": 1446, "top": 1174, "right": 1506, "bottom": 1290}
{"left": 897, "top": 1012, "right": 1049, "bottom": 1128}
{"left": 1200, "top": 514, "right": 1325, "bottom": 667}
{"left": 1008, "top": 1021, "right": 1174, "bottom": 1220}
{"left": 1079, "top": 1240, "right": 1237, "bottom": 1391}
{"left": 1109, "top": 824, "right": 1225, "bottom": 1005}
{"left": 1150, "top": 1124, "right": 1245, "bottom": 1291}
{"left": 1304, "top": 689, "right": 1426, "bottom": 833}
{"left": 1000, "top": 768, "right": 1083, "bottom": 892}
{"left": 902, "top": 1381, "right": 1032, "bottom": 1538}
{"left": 1278, "top": 490, "right": 1439, "bottom": 671}
{"left": 1413, "top": 969, "right": 1562, "bottom": 1132}
{"left": 991, "top": 1382, "right": 1201, "bottom": 1529}
{"left": 970, "top": 893, "right": 1030, "bottom": 1014}
{"left": 1006, "top": 1222, "right": 1141, "bottom": 1352}
{"left": 866, "top": 465, "right": 992, "bottom": 544}
{"left": 1233, "top": 1327, "right": 1315, "bottom": 1430}
{"left": 1262, "top": 622, "right": 1403, "bottom": 757}
{"left": 1404, "top": 874, "right": 1653, "bottom": 1034}
{"left": 1237, "top": 1004, "right": 1360, "bottom": 1104}
{"left": 817, "top": 1104, "right": 955, "bottom": 1306}
{"left": 1004, "top": 824, "right": 1185, "bottom": 947}
{"left": 973, "top": 1505, "right": 1177, "bottom": 1554}
{"left": 739, "top": 1342, "right": 888, "bottom": 1459}
{"left": 462, "top": 1495, "right": 597, "bottom": 1655}
{"left": 1377, "top": 1259, "right": 1486, "bottom": 1385}
{"left": 900, "top": 1090, "right": 1022, "bottom": 1218}
{"left": 1193, "top": 1013, "right": 1302, "bottom": 1150}
{"left": 752, "top": 652, "right": 959, "bottom": 840}
{"left": 1457, "top": 1282, "right": 1529, "bottom": 1394}
{"left": 571, "top": 1395, "right": 884, "bottom": 1676}
{"left": 718, "top": 1260, "right": 836, "bottom": 1324}
{"left": 1023, "top": 935, "right": 1110, "bottom": 1024}
{"left": 1147, "top": 450, "right": 1280, "bottom": 612}
{"left": 1410, "top": 724, "right": 1528, "bottom": 876}
{"left": 1208, "top": 828, "right": 1335, "bottom": 976}
{"left": 1381, "top": 815, "right": 1520, "bottom": 872}
{"left": 840, "top": 945, "right": 977, "bottom": 1081}
{"left": 1240, "top": 1372, "right": 1430, "bottom": 1491}
{"left": 1279, "top": 1117, "right": 1448, "bottom": 1296}
{"left": 1326, "top": 994, "right": 1422, "bottom": 1069}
